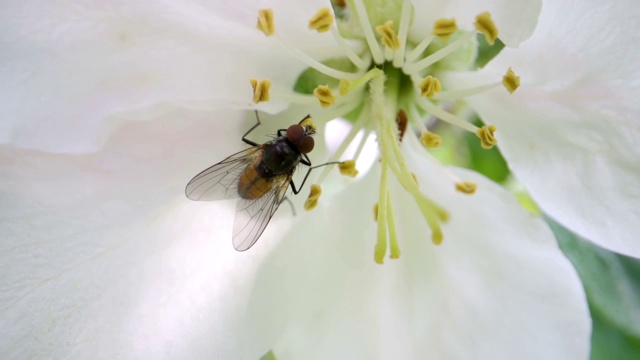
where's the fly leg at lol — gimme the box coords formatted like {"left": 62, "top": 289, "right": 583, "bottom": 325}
{"left": 290, "top": 155, "right": 342, "bottom": 195}
{"left": 242, "top": 110, "right": 263, "bottom": 146}
{"left": 281, "top": 196, "right": 297, "bottom": 216}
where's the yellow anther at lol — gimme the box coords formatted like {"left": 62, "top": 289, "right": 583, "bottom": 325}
{"left": 308, "top": 8, "right": 334, "bottom": 33}
{"left": 502, "top": 67, "right": 520, "bottom": 94}
{"left": 474, "top": 12, "right": 498, "bottom": 45}
{"left": 418, "top": 76, "right": 442, "bottom": 99}
{"left": 257, "top": 9, "right": 275, "bottom": 36}
{"left": 338, "top": 160, "right": 359, "bottom": 177}
{"left": 339, "top": 79, "right": 352, "bottom": 95}
{"left": 375, "top": 21, "right": 400, "bottom": 50}
{"left": 433, "top": 18, "right": 458, "bottom": 39}
{"left": 420, "top": 131, "right": 442, "bottom": 148}
{"left": 308, "top": 184, "right": 322, "bottom": 199}
{"left": 313, "top": 85, "right": 336, "bottom": 108}
{"left": 476, "top": 124, "right": 498, "bottom": 149}
{"left": 299, "top": 116, "right": 317, "bottom": 133}
{"left": 304, "top": 184, "right": 322, "bottom": 211}
{"left": 250, "top": 79, "right": 271, "bottom": 103}
{"left": 455, "top": 181, "right": 478, "bottom": 194}
{"left": 373, "top": 203, "right": 379, "bottom": 222}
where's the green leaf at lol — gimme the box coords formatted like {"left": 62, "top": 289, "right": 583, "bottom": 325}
{"left": 545, "top": 217, "right": 640, "bottom": 359}
{"left": 591, "top": 305, "right": 640, "bottom": 360}
{"left": 260, "top": 350, "right": 277, "bottom": 360}
{"left": 474, "top": 35, "right": 504, "bottom": 69}
{"left": 463, "top": 118, "right": 510, "bottom": 183}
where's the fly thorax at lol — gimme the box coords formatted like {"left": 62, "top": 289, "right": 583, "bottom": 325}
{"left": 262, "top": 139, "right": 301, "bottom": 175}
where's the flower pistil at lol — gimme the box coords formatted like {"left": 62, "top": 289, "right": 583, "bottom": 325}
{"left": 251, "top": 2, "right": 522, "bottom": 262}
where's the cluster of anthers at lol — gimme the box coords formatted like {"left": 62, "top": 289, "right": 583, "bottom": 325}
{"left": 251, "top": 1, "right": 520, "bottom": 264}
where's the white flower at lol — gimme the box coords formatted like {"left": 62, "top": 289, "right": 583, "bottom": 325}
{"left": 2, "top": 0, "right": 636, "bottom": 358}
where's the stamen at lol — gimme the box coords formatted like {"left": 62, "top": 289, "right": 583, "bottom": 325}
{"left": 502, "top": 67, "right": 520, "bottom": 94}
{"left": 339, "top": 80, "right": 350, "bottom": 96}
{"left": 250, "top": 79, "right": 271, "bottom": 103}
{"left": 352, "top": 0, "right": 385, "bottom": 64}
{"left": 308, "top": 8, "right": 334, "bottom": 33}
{"left": 433, "top": 83, "right": 501, "bottom": 100}
{"left": 416, "top": 139, "right": 481, "bottom": 195}
{"left": 319, "top": 94, "right": 365, "bottom": 127}
{"left": 375, "top": 21, "right": 399, "bottom": 61}
{"left": 405, "top": 33, "right": 435, "bottom": 63}
{"left": 403, "top": 31, "right": 475, "bottom": 74}
{"left": 352, "top": 129, "right": 371, "bottom": 163}
{"left": 338, "top": 160, "right": 359, "bottom": 177}
{"left": 255, "top": 10, "right": 361, "bottom": 80}
{"left": 474, "top": 12, "right": 499, "bottom": 45}
{"left": 373, "top": 203, "right": 379, "bottom": 221}
{"left": 433, "top": 18, "right": 458, "bottom": 40}
{"left": 270, "top": 91, "right": 319, "bottom": 105}
{"left": 392, "top": 0, "right": 412, "bottom": 67}
{"left": 409, "top": 104, "right": 429, "bottom": 135}
{"left": 330, "top": 27, "right": 368, "bottom": 69}
{"left": 304, "top": 184, "right": 322, "bottom": 211}
{"left": 339, "top": 68, "right": 384, "bottom": 95}
{"left": 418, "top": 76, "right": 442, "bottom": 99}
{"left": 476, "top": 125, "right": 498, "bottom": 149}
{"left": 257, "top": 9, "right": 275, "bottom": 36}
{"left": 420, "top": 131, "right": 442, "bottom": 148}
{"left": 313, "top": 85, "right": 336, "bottom": 108}
{"left": 276, "top": 39, "right": 361, "bottom": 80}
{"left": 456, "top": 181, "right": 478, "bottom": 194}
{"left": 387, "top": 192, "right": 400, "bottom": 259}
{"left": 416, "top": 97, "right": 478, "bottom": 133}
{"left": 299, "top": 116, "right": 317, "bottom": 133}
{"left": 315, "top": 114, "right": 366, "bottom": 184}
{"left": 376, "top": 21, "right": 400, "bottom": 51}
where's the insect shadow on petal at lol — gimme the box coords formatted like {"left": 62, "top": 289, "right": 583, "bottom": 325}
{"left": 185, "top": 111, "right": 340, "bottom": 251}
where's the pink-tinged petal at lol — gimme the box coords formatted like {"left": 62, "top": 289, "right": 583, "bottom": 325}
{"left": 224, "top": 134, "right": 590, "bottom": 358}
{"left": 448, "top": 0, "right": 640, "bottom": 257}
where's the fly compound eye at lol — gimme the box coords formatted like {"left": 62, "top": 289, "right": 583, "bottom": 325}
{"left": 286, "top": 124, "right": 304, "bottom": 143}
{"left": 297, "top": 135, "right": 315, "bottom": 154}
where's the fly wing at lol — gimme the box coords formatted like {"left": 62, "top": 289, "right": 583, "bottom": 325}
{"left": 231, "top": 174, "right": 292, "bottom": 251}
{"left": 185, "top": 147, "right": 260, "bottom": 201}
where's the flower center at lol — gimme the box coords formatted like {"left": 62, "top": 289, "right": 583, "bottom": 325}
{"left": 252, "top": 1, "right": 520, "bottom": 264}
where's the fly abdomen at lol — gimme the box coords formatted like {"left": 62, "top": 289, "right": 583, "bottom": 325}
{"left": 237, "top": 165, "right": 274, "bottom": 200}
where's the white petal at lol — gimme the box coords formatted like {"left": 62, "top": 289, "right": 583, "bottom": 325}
{"left": 0, "top": 1, "right": 310, "bottom": 153}
{"left": 226, "top": 135, "right": 590, "bottom": 358}
{"left": 0, "top": 109, "right": 274, "bottom": 358}
{"left": 401, "top": 135, "right": 590, "bottom": 358}
{"left": 409, "top": 0, "right": 541, "bottom": 47}
{"left": 449, "top": 0, "right": 640, "bottom": 257}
